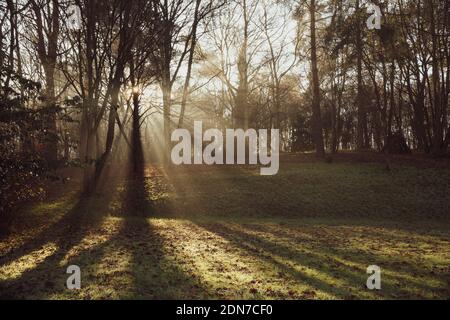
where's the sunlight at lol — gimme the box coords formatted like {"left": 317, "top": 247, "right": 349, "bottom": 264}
{"left": 59, "top": 218, "right": 123, "bottom": 267}
{"left": 0, "top": 242, "right": 58, "bottom": 281}
{"left": 146, "top": 219, "right": 346, "bottom": 299}
{"left": 235, "top": 222, "right": 450, "bottom": 298}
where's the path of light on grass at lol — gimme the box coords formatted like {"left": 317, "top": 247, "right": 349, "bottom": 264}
{"left": 145, "top": 218, "right": 450, "bottom": 299}
{"left": 0, "top": 242, "right": 59, "bottom": 281}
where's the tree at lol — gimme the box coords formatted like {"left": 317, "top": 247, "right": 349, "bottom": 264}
{"left": 308, "top": 0, "right": 325, "bottom": 157}
{"left": 30, "top": 0, "right": 60, "bottom": 163}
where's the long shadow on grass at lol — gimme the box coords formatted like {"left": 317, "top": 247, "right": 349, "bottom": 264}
{"left": 250, "top": 222, "right": 448, "bottom": 277}
{"left": 0, "top": 195, "right": 108, "bottom": 298}
{"left": 0, "top": 160, "right": 133, "bottom": 298}
{"left": 0, "top": 193, "right": 79, "bottom": 266}
{"left": 0, "top": 162, "right": 207, "bottom": 298}
{"left": 116, "top": 216, "right": 208, "bottom": 299}
{"left": 196, "top": 221, "right": 444, "bottom": 299}
{"left": 196, "top": 222, "right": 368, "bottom": 298}
{"left": 0, "top": 163, "right": 125, "bottom": 267}
{"left": 112, "top": 138, "right": 207, "bottom": 299}
{"left": 243, "top": 223, "right": 446, "bottom": 298}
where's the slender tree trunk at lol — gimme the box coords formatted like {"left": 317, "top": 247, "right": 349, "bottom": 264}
{"left": 428, "top": 1, "right": 444, "bottom": 155}
{"left": 96, "top": 1, "right": 132, "bottom": 177}
{"left": 235, "top": 0, "right": 249, "bottom": 130}
{"left": 162, "top": 79, "right": 172, "bottom": 163}
{"left": 355, "top": 0, "right": 367, "bottom": 150}
{"left": 178, "top": 0, "right": 201, "bottom": 129}
{"left": 309, "top": 0, "right": 325, "bottom": 157}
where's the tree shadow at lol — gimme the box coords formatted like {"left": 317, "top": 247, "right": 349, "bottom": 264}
{"left": 0, "top": 159, "right": 129, "bottom": 267}
{"left": 116, "top": 216, "right": 208, "bottom": 299}
{"left": 247, "top": 222, "right": 448, "bottom": 296}
{"left": 0, "top": 160, "right": 207, "bottom": 298}
{"left": 0, "top": 194, "right": 100, "bottom": 268}
{"left": 0, "top": 160, "right": 130, "bottom": 298}
{"left": 112, "top": 139, "right": 208, "bottom": 298}
{"left": 196, "top": 221, "right": 367, "bottom": 299}
{"left": 0, "top": 195, "right": 108, "bottom": 298}
{"left": 196, "top": 221, "right": 444, "bottom": 299}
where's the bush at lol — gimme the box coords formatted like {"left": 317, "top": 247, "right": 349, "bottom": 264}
{"left": 0, "top": 71, "right": 47, "bottom": 219}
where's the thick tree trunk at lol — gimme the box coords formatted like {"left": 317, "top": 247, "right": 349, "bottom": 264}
{"left": 42, "top": 67, "right": 58, "bottom": 163}
{"left": 31, "top": 0, "right": 60, "bottom": 163}
{"left": 405, "top": 68, "right": 429, "bottom": 152}
{"left": 132, "top": 92, "right": 144, "bottom": 174}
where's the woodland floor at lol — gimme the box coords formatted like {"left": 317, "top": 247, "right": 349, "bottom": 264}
{"left": 0, "top": 153, "right": 449, "bottom": 299}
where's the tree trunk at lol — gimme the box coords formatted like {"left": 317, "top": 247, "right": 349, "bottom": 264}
{"left": 178, "top": 0, "right": 201, "bottom": 129}
{"left": 235, "top": 0, "right": 249, "bottom": 130}
{"left": 31, "top": 0, "right": 60, "bottom": 163}
{"left": 309, "top": 0, "right": 325, "bottom": 157}
{"left": 355, "top": 0, "right": 367, "bottom": 150}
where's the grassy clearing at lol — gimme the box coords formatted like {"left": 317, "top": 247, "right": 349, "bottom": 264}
{"left": 0, "top": 157, "right": 449, "bottom": 299}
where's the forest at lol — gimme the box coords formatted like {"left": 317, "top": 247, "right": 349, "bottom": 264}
{"left": 0, "top": 0, "right": 449, "bottom": 300}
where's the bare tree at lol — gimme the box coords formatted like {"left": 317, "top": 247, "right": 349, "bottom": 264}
{"left": 29, "top": 0, "right": 60, "bottom": 162}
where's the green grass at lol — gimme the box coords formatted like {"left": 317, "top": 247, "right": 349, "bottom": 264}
{"left": 1, "top": 159, "right": 449, "bottom": 299}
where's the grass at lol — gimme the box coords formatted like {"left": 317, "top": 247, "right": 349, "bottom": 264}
{"left": 0, "top": 156, "right": 449, "bottom": 299}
